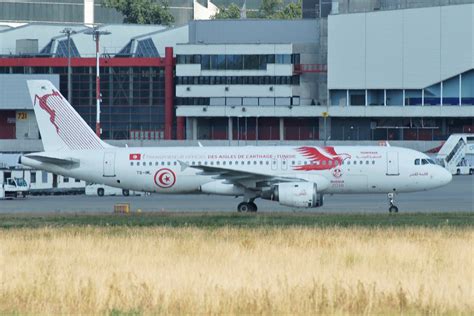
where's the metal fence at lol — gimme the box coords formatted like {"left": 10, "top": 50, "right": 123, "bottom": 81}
{"left": 334, "top": 0, "right": 474, "bottom": 14}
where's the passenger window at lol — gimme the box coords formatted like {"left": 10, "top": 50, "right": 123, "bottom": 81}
{"left": 266, "top": 161, "right": 269, "bottom": 165}
{"left": 137, "top": 162, "right": 140, "bottom": 166}
{"left": 173, "top": 161, "right": 177, "bottom": 166}
{"left": 359, "top": 161, "right": 363, "bottom": 165}
{"left": 322, "top": 161, "right": 326, "bottom": 165}
{"left": 372, "top": 161, "right": 375, "bottom": 164}
{"left": 210, "top": 161, "right": 214, "bottom": 165}
{"left": 366, "top": 161, "right": 369, "bottom": 165}
{"left": 254, "top": 161, "right": 257, "bottom": 165}
{"left": 229, "top": 161, "right": 233, "bottom": 165}
{"left": 155, "top": 162, "right": 158, "bottom": 166}
{"left": 223, "top": 161, "right": 226, "bottom": 165}
{"left": 130, "top": 162, "right": 134, "bottom": 166}
{"left": 149, "top": 162, "right": 152, "bottom": 166}
{"left": 347, "top": 161, "right": 351, "bottom": 165}
{"left": 216, "top": 161, "right": 220, "bottom": 165}
{"left": 161, "top": 161, "right": 165, "bottom": 166}
{"left": 260, "top": 161, "right": 263, "bottom": 165}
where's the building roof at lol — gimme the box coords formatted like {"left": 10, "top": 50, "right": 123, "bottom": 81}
{"left": 0, "top": 23, "right": 188, "bottom": 57}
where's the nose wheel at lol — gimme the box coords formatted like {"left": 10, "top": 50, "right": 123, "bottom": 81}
{"left": 387, "top": 193, "right": 399, "bottom": 213}
{"left": 237, "top": 201, "right": 258, "bottom": 212}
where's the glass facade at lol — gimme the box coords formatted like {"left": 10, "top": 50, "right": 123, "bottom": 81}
{"left": 331, "top": 118, "right": 474, "bottom": 141}
{"left": 177, "top": 54, "right": 300, "bottom": 70}
{"left": 0, "top": 65, "right": 166, "bottom": 140}
{"left": 0, "top": 0, "right": 123, "bottom": 23}
{"left": 176, "top": 97, "right": 301, "bottom": 106}
{"left": 330, "top": 70, "right": 474, "bottom": 106}
{"left": 177, "top": 76, "right": 299, "bottom": 85}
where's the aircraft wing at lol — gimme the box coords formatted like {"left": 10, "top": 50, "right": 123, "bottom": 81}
{"left": 179, "top": 161, "right": 305, "bottom": 189}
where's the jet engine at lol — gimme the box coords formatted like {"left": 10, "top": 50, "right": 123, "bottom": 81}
{"left": 261, "top": 182, "right": 322, "bottom": 208}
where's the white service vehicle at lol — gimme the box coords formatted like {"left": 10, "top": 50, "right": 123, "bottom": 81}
{"left": 0, "top": 177, "right": 29, "bottom": 199}
{"left": 85, "top": 183, "right": 145, "bottom": 197}
{"left": 20, "top": 80, "right": 453, "bottom": 213}
{"left": 436, "top": 134, "right": 474, "bottom": 175}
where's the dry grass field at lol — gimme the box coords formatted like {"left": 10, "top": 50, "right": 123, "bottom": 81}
{"left": 0, "top": 226, "right": 472, "bottom": 314}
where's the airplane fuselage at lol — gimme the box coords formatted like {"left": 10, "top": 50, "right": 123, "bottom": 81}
{"left": 21, "top": 145, "right": 451, "bottom": 195}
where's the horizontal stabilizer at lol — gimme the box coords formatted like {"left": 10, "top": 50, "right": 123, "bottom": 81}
{"left": 23, "top": 154, "right": 78, "bottom": 166}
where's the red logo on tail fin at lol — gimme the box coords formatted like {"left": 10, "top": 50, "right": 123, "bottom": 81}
{"left": 34, "top": 90, "right": 62, "bottom": 133}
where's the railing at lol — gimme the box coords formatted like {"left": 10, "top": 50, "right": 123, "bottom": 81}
{"left": 294, "top": 64, "right": 327, "bottom": 74}
{"left": 334, "top": 0, "right": 474, "bottom": 15}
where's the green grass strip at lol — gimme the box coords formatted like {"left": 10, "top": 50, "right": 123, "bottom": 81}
{"left": 0, "top": 212, "right": 472, "bottom": 229}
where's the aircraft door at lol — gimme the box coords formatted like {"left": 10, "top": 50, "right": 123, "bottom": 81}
{"left": 271, "top": 158, "right": 278, "bottom": 171}
{"left": 386, "top": 151, "right": 399, "bottom": 175}
{"left": 280, "top": 158, "right": 288, "bottom": 171}
{"left": 103, "top": 152, "right": 116, "bottom": 177}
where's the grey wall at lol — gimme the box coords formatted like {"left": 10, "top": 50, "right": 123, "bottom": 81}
{"left": 0, "top": 74, "right": 59, "bottom": 110}
{"left": 189, "top": 19, "right": 320, "bottom": 44}
{"left": 328, "top": 3, "right": 474, "bottom": 89}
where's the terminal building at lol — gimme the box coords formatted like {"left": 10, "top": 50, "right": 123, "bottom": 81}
{"left": 0, "top": 0, "right": 473, "bottom": 153}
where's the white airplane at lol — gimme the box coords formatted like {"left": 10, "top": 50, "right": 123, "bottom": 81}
{"left": 21, "top": 80, "right": 452, "bottom": 213}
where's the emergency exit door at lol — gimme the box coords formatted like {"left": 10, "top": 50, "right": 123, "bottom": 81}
{"left": 386, "top": 151, "right": 399, "bottom": 175}
{"left": 103, "top": 152, "right": 116, "bottom": 177}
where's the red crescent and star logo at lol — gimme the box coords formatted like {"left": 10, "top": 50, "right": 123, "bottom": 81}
{"left": 154, "top": 168, "right": 176, "bottom": 188}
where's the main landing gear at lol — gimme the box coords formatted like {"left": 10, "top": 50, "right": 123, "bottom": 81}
{"left": 387, "top": 193, "right": 399, "bottom": 213}
{"left": 237, "top": 199, "right": 258, "bottom": 212}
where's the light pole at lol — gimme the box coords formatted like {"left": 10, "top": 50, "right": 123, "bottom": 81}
{"left": 84, "top": 26, "right": 111, "bottom": 137}
{"left": 60, "top": 28, "right": 76, "bottom": 103}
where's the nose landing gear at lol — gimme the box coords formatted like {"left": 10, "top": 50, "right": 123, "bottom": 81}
{"left": 387, "top": 193, "right": 399, "bottom": 213}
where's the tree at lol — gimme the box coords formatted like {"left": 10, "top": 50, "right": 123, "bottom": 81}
{"left": 212, "top": 3, "right": 242, "bottom": 19}
{"left": 274, "top": 1, "right": 301, "bottom": 19}
{"left": 212, "top": 0, "right": 301, "bottom": 20}
{"left": 258, "top": 0, "right": 283, "bottom": 18}
{"left": 104, "top": 0, "right": 174, "bottom": 26}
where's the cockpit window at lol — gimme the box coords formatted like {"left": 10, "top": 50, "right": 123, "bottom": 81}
{"left": 421, "top": 159, "right": 429, "bottom": 165}
{"left": 427, "top": 159, "right": 436, "bottom": 164}
{"left": 415, "top": 159, "right": 420, "bottom": 165}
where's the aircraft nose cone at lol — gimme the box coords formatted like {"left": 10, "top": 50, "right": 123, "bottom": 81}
{"left": 440, "top": 168, "right": 452, "bottom": 186}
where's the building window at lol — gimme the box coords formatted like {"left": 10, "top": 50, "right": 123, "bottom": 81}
{"left": 42, "top": 171, "right": 48, "bottom": 183}
{"left": 63, "top": 177, "right": 69, "bottom": 183}
{"left": 30, "top": 172, "right": 36, "bottom": 184}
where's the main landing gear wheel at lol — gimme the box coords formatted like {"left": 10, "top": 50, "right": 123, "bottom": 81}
{"left": 389, "top": 205, "right": 399, "bottom": 213}
{"left": 387, "top": 193, "right": 399, "bottom": 213}
{"left": 237, "top": 202, "right": 258, "bottom": 213}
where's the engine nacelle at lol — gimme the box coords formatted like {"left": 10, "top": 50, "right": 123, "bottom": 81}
{"left": 261, "top": 182, "right": 322, "bottom": 208}
{"left": 200, "top": 180, "right": 245, "bottom": 196}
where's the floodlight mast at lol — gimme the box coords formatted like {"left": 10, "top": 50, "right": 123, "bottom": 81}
{"left": 60, "top": 28, "right": 76, "bottom": 103}
{"left": 85, "top": 26, "right": 111, "bottom": 137}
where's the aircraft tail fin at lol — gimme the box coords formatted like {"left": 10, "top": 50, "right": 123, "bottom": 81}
{"left": 27, "top": 80, "right": 112, "bottom": 151}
